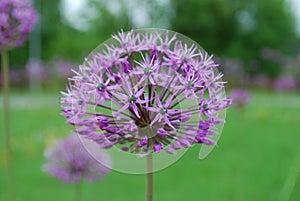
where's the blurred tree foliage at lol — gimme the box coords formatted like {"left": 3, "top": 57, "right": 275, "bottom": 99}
{"left": 7, "top": 0, "right": 299, "bottom": 78}
{"left": 42, "top": 0, "right": 131, "bottom": 63}
{"left": 9, "top": 0, "right": 132, "bottom": 66}
{"left": 171, "top": 0, "right": 299, "bottom": 76}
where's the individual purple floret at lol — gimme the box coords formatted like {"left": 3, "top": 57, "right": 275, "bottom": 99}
{"left": 0, "top": 0, "right": 37, "bottom": 51}
{"left": 273, "top": 75, "right": 298, "bottom": 91}
{"left": 43, "top": 134, "right": 110, "bottom": 183}
{"left": 60, "top": 30, "right": 231, "bottom": 154}
{"left": 230, "top": 89, "right": 251, "bottom": 108}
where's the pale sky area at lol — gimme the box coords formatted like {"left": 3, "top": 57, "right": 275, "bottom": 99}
{"left": 60, "top": 0, "right": 98, "bottom": 31}
{"left": 60, "top": 0, "right": 172, "bottom": 30}
{"left": 62, "top": 0, "right": 300, "bottom": 33}
{"left": 289, "top": 0, "right": 300, "bottom": 32}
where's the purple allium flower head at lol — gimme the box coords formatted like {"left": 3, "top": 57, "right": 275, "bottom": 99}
{"left": 43, "top": 134, "right": 110, "bottom": 183}
{"left": 26, "top": 59, "right": 49, "bottom": 81}
{"left": 0, "top": 0, "right": 37, "bottom": 51}
{"left": 61, "top": 29, "right": 231, "bottom": 155}
{"left": 230, "top": 89, "right": 251, "bottom": 108}
{"left": 273, "top": 75, "right": 298, "bottom": 91}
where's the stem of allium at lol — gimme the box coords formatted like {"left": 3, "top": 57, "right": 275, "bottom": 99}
{"left": 279, "top": 148, "right": 300, "bottom": 201}
{"left": 148, "top": 82, "right": 152, "bottom": 107}
{"left": 146, "top": 154, "right": 153, "bottom": 201}
{"left": 235, "top": 109, "right": 245, "bottom": 201}
{"left": 75, "top": 180, "right": 82, "bottom": 201}
{"left": 1, "top": 50, "right": 15, "bottom": 201}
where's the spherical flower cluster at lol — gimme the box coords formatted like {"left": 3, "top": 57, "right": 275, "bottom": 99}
{"left": 61, "top": 30, "right": 231, "bottom": 154}
{"left": 0, "top": 0, "right": 37, "bottom": 51}
{"left": 43, "top": 134, "right": 110, "bottom": 183}
{"left": 230, "top": 89, "right": 251, "bottom": 108}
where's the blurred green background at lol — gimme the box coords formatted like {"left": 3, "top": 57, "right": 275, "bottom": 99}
{"left": 1, "top": 0, "right": 300, "bottom": 201}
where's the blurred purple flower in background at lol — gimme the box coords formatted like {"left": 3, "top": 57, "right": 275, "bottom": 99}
{"left": 251, "top": 74, "right": 272, "bottom": 89}
{"left": 0, "top": 68, "right": 27, "bottom": 86}
{"left": 26, "top": 59, "right": 48, "bottom": 81}
{"left": 216, "top": 57, "right": 245, "bottom": 86}
{"left": 61, "top": 30, "right": 231, "bottom": 155}
{"left": 230, "top": 89, "right": 251, "bottom": 108}
{"left": 51, "top": 58, "right": 75, "bottom": 78}
{"left": 43, "top": 134, "right": 110, "bottom": 183}
{"left": 273, "top": 75, "right": 298, "bottom": 91}
{"left": 259, "top": 47, "right": 282, "bottom": 63}
{"left": 0, "top": 0, "right": 37, "bottom": 51}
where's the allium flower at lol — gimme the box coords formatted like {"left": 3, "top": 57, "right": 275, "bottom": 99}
{"left": 43, "top": 134, "right": 110, "bottom": 183}
{"left": 0, "top": 0, "right": 37, "bottom": 51}
{"left": 60, "top": 30, "right": 231, "bottom": 155}
{"left": 230, "top": 89, "right": 251, "bottom": 108}
{"left": 273, "top": 75, "right": 298, "bottom": 91}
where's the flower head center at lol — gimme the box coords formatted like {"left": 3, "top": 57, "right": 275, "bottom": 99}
{"left": 160, "top": 107, "right": 168, "bottom": 114}
{"left": 128, "top": 95, "right": 136, "bottom": 102}
{"left": 187, "top": 81, "right": 194, "bottom": 87}
{"left": 144, "top": 67, "right": 152, "bottom": 74}
{"left": 183, "top": 55, "right": 190, "bottom": 62}
{"left": 97, "top": 83, "right": 106, "bottom": 91}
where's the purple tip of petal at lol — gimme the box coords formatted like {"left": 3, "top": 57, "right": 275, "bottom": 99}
{"left": 157, "top": 128, "right": 167, "bottom": 137}
{"left": 153, "top": 142, "right": 164, "bottom": 153}
{"left": 178, "top": 114, "right": 191, "bottom": 122}
{"left": 114, "top": 75, "right": 121, "bottom": 83}
{"left": 102, "top": 126, "right": 118, "bottom": 133}
{"left": 172, "top": 142, "right": 182, "bottom": 150}
{"left": 122, "top": 59, "right": 133, "bottom": 73}
{"left": 179, "top": 138, "right": 191, "bottom": 148}
{"left": 198, "top": 120, "right": 210, "bottom": 130}
{"left": 121, "top": 146, "right": 129, "bottom": 151}
{"left": 201, "top": 138, "right": 216, "bottom": 145}
{"left": 150, "top": 49, "right": 159, "bottom": 60}
{"left": 165, "top": 147, "right": 176, "bottom": 154}
{"left": 137, "top": 136, "right": 148, "bottom": 147}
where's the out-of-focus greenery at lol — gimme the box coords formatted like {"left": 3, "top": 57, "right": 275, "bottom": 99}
{"left": 2, "top": 0, "right": 299, "bottom": 92}
{"left": 0, "top": 91, "right": 300, "bottom": 201}
{"left": 8, "top": 0, "right": 299, "bottom": 77}
{"left": 172, "top": 0, "right": 299, "bottom": 76}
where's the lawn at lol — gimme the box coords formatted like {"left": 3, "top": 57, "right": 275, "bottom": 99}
{"left": 1, "top": 91, "right": 300, "bottom": 201}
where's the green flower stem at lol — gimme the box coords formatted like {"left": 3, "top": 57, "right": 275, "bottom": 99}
{"left": 146, "top": 154, "right": 153, "bottom": 201}
{"left": 279, "top": 148, "right": 300, "bottom": 201}
{"left": 1, "top": 50, "right": 15, "bottom": 201}
{"left": 75, "top": 180, "right": 83, "bottom": 201}
{"left": 236, "top": 108, "right": 246, "bottom": 201}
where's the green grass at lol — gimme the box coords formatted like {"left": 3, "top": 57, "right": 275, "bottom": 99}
{"left": 1, "top": 91, "right": 300, "bottom": 201}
